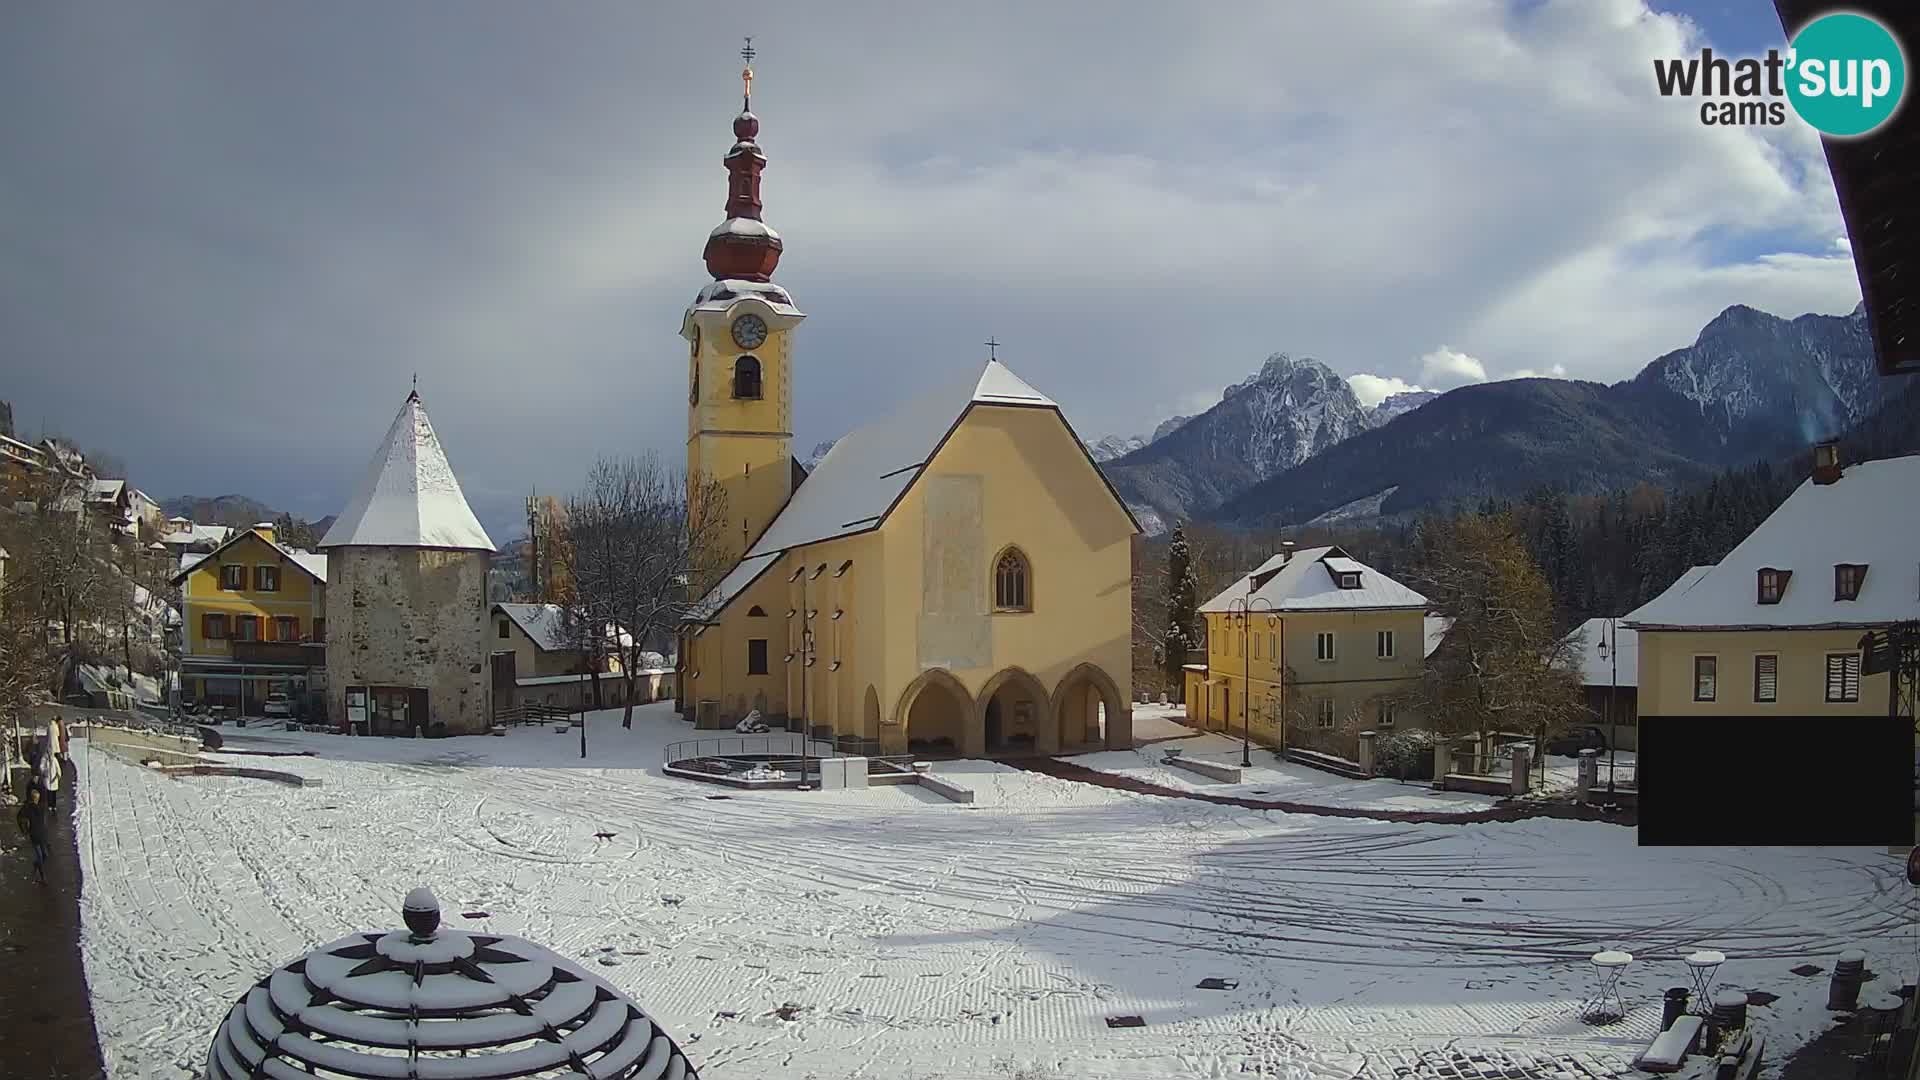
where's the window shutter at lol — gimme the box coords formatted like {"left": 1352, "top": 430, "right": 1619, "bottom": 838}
{"left": 202, "top": 612, "right": 214, "bottom": 639}
{"left": 1825, "top": 653, "right": 1860, "bottom": 702}
{"left": 264, "top": 615, "right": 276, "bottom": 642}
{"left": 1754, "top": 655, "right": 1777, "bottom": 702}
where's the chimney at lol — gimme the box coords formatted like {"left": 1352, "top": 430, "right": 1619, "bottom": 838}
{"left": 1811, "top": 440, "right": 1843, "bottom": 485}
{"left": 1282, "top": 540, "right": 1295, "bottom": 563}
{"left": 252, "top": 521, "right": 276, "bottom": 543}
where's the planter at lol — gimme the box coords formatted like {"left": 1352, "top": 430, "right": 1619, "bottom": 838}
{"left": 911, "top": 761, "right": 932, "bottom": 775}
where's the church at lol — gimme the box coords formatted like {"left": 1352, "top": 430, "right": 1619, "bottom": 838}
{"left": 676, "top": 47, "right": 1138, "bottom": 757}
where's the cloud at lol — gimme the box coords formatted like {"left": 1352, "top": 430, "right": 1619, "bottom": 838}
{"left": 0, "top": 1, "right": 1862, "bottom": 539}
{"left": 1417, "top": 347, "right": 1489, "bottom": 388}
{"left": 1506, "top": 363, "right": 1569, "bottom": 380}
{"left": 1347, "top": 374, "right": 1428, "bottom": 408}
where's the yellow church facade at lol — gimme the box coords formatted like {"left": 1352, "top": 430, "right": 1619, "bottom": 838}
{"left": 675, "top": 54, "right": 1137, "bottom": 757}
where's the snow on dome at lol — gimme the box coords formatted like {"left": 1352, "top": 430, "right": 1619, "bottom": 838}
{"left": 319, "top": 393, "right": 496, "bottom": 552}
{"left": 206, "top": 887, "right": 701, "bottom": 1079}
{"left": 708, "top": 217, "right": 782, "bottom": 242}
{"left": 690, "top": 278, "right": 801, "bottom": 316}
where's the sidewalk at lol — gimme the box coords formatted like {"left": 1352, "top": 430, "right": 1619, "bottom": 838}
{"left": 0, "top": 758, "right": 107, "bottom": 1079}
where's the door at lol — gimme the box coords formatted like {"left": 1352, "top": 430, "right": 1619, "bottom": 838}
{"left": 985, "top": 699, "right": 1003, "bottom": 751}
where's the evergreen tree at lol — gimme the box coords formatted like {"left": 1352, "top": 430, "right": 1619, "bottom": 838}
{"left": 1161, "top": 522, "right": 1199, "bottom": 699}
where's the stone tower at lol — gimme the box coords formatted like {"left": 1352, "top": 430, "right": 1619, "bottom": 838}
{"left": 682, "top": 41, "right": 806, "bottom": 564}
{"left": 319, "top": 391, "right": 496, "bottom": 736}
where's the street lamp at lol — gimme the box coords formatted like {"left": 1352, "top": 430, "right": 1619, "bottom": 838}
{"left": 1226, "top": 596, "right": 1278, "bottom": 768}
{"left": 1596, "top": 618, "right": 1618, "bottom": 798}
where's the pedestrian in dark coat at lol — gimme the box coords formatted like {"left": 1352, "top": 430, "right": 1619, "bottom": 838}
{"left": 16, "top": 787, "right": 50, "bottom": 883}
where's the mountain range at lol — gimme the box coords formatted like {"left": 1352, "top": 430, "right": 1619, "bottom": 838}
{"left": 160, "top": 494, "right": 336, "bottom": 540}
{"left": 1096, "top": 303, "right": 1889, "bottom": 534}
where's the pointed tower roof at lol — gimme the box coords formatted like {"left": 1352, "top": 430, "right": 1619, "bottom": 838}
{"left": 319, "top": 392, "right": 496, "bottom": 552}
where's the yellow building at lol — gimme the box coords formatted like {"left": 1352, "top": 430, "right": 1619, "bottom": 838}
{"left": 676, "top": 62, "right": 1138, "bottom": 756}
{"left": 1186, "top": 545, "right": 1431, "bottom": 756}
{"left": 170, "top": 523, "right": 328, "bottom": 715}
{"left": 1625, "top": 449, "right": 1917, "bottom": 722}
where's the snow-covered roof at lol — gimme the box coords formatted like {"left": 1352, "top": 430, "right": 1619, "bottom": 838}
{"left": 1200, "top": 546, "right": 1429, "bottom": 613}
{"left": 1424, "top": 615, "right": 1453, "bottom": 658}
{"left": 1624, "top": 456, "right": 1920, "bottom": 630}
{"left": 88, "top": 478, "right": 126, "bottom": 502}
{"left": 690, "top": 552, "right": 779, "bottom": 623}
{"left": 319, "top": 392, "right": 496, "bottom": 552}
{"left": 690, "top": 278, "right": 803, "bottom": 317}
{"left": 161, "top": 523, "right": 232, "bottom": 547}
{"left": 709, "top": 217, "right": 782, "bottom": 243}
{"left": 741, "top": 360, "right": 1057, "bottom": 560}
{"left": 1560, "top": 618, "right": 1638, "bottom": 688}
{"left": 493, "top": 603, "right": 631, "bottom": 653}
{"left": 172, "top": 530, "right": 327, "bottom": 585}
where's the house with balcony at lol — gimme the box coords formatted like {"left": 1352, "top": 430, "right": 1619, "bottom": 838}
{"left": 171, "top": 522, "right": 328, "bottom": 716}
{"left": 489, "top": 602, "right": 675, "bottom": 715}
{"left": 1184, "top": 544, "right": 1432, "bottom": 757}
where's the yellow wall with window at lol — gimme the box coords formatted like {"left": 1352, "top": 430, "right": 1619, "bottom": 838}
{"left": 178, "top": 529, "right": 326, "bottom": 657}
{"left": 1637, "top": 629, "right": 1888, "bottom": 716}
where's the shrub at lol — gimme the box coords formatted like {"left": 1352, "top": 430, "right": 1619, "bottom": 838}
{"left": 1375, "top": 728, "right": 1438, "bottom": 780}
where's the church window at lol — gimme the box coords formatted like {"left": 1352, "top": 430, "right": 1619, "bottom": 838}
{"left": 994, "top": 547, "right": 1032, "bottom": 612}
{"left": 747, "top": 605, "right": 767, "bottom": 617}
{"left": 733, "top": 356, "right": 763, "bottom": 399}
{"left": 747, "top": 638, "right": 769, "bottom": 676}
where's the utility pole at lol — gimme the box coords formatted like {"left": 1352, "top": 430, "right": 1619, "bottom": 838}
{"left": 526, "top": 493, "right": 541, "bottom": 601}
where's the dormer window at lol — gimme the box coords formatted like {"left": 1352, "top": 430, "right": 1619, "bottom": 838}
{"left": 1834, "top": 563, "right": 1867, "bottom": 602}
{"left": 1336, "top": 573, "right": 1361, "bottom": 590}
{"left": 1756, "top": 568, "right": 1790, "bottom": 604}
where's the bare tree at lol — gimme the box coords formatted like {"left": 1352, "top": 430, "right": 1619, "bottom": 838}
{"left": 562, "top": 455, "right": 730, "bottom": 729}
{"left": 1408, "top": 512, "right": 1583, "bottom": 760}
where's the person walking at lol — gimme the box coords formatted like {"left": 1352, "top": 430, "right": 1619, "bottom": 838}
{"left": 16, "top": 786, "right": 50, "bottom": 884}
{"left": 37, "top": 737, "right": 61, "bottom": 815}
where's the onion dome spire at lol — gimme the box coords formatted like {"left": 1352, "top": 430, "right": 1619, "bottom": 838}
{"left": 704, "top": 36, "right": 784, "bottom": 282}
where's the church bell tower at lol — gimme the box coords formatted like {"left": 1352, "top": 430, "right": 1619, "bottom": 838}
{"left": 682, "top": 38, "right": 805, "bottom": 563}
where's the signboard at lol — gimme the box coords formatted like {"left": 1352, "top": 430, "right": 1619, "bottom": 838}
{"left": 346, "top": 689, "right": 367, "bottom": 726}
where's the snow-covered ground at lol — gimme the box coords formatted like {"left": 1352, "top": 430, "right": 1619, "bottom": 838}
{"left": 72, "top": 704, "right": 1914, "bottom": 1079}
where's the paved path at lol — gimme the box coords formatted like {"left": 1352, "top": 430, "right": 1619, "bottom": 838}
{"left": 0, "top": 758, "right": 107, "bottom": 1079}
{"left": 1021, "top": 755, "right": 1636, "bottom": 826}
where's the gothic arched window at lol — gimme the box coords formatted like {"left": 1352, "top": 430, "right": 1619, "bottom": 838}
{"left": 733, "top": 356, "right": 762, "bottom": 400}
{"left": 993, "top": 547, "right": 1031, "bottom": 612}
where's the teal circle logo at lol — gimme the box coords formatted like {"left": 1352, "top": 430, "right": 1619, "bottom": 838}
{"left": 1786, "top": 12, "right": 1906, "bottom": 137}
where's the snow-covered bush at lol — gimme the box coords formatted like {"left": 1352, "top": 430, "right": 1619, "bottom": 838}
{"left": 1374, "top": 729, "right": 1438, "bottom": 780}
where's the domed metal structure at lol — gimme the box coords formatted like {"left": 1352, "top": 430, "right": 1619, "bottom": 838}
{"left": 206, "top": 888, "right": 699, "bottom": 1079}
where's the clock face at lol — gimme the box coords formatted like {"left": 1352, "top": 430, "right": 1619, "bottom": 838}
{"left": 731, "top": 314, "right": 769, "bottom": 350}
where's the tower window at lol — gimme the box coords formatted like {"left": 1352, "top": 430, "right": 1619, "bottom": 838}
{"left": 994, "top": 547, "right": 1031, "bottom": 611}
{"left": 733, "top": 356, "right": 762, "bottom": 400}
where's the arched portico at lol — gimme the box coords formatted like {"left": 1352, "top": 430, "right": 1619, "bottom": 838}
{"left": 894, "top": 668, "right": 976, "bottom": 757}
{"left": 1052, "top": 662, "right": 1129, "bottom": 752}
{"left": 976, "top": 667, "right": 1053, "bottom": 755}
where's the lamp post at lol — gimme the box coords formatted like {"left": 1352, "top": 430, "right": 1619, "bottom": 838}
{"left": 1227, "top": 596, "right": 1277, "bottom": 768}
{"left": 1597, "top": 618, "right": 1617, "bottom": 798}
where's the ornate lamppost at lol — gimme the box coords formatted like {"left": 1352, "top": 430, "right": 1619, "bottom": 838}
{"left": 1227, "top": 596, "right": 1277, "bottom": 768}
{"left": 1596, "top": 618, "right": 1618, "bottom": 798}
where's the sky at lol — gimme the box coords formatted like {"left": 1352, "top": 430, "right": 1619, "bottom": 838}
{"left": 0, "top": 1, "right": 1868, "bottom": 543}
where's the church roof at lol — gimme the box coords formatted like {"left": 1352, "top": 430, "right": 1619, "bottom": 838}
{"left": 691, "top": 359, "right": 1128, "bottom": 620}
{"left": 319, "top": 392, "right": 496, "bottom": 552}
{"left": 743, "top": 360, "right": 1055, "bottom": 558}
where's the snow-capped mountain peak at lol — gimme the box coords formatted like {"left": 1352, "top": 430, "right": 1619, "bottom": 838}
{"left": 1366, "top": 389, "right": 1439, "bottom": 426}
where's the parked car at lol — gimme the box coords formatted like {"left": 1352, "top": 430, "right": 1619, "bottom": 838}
{"left": 263, "top": 694, "right": 293, "bottom": 720}
{"left": 1543, "top": 724, "right": 1609, "bottom": 756}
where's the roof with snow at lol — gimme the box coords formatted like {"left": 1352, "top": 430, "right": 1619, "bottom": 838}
{"left": 709, "top": 217, "right": 782, "bottom": 243}
{"left": 319, "top": 392, "right": 496, "bottom": 552}
{"left": 88, "top": 478, "right": 126, "bottom": 502}
{"left": 1200, "top": 546, "right": 1429, "bottom": 613}
{"left": 1423, "top": 615, "right": 1453, "bottom": 658}
{"left": 1560, "top": 618, "right": 1639, "bottom": 688}
{"left": 173, "top": 529, "right": 328, "bottom": 585}
{"left": 689, "top": 278, "right": 802, "bottom": 317}
{"left": 161, "top": 523, "right": 233, "bottom": 547}
{"left": 493, "top": 603, "right": 633, "bottom": 653}
{"left": 1624, "top": 456, "right": 1920, "bottom": 630}
{"left": 691, "top": 359, "right": 1135, "bottom": 621}
{"left": 205, "top": 887, "right": 700, "bottom": 1080}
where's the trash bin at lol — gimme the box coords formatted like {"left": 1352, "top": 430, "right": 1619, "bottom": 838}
{"left": 1662, "top": 987, "right": 1691, "bottom": 1031}
{"left": 1828, "top": 950, "right": 1867, "bottom": 1010}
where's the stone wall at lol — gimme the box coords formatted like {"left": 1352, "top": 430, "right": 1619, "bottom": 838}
{"left": 326, "top": 546, "right": 491, "bottom": 735}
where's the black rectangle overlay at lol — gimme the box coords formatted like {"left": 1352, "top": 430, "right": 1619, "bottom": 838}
{"left": 1638, "top": 716, "right": 1914, "bottom": 846}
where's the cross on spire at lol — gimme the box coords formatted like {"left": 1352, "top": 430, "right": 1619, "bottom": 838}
{"left": 741, "top": 37, "right": 755, "bottom": 109}
{"left": 984, "top": 337, "right": 1002, "bottom": 361}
